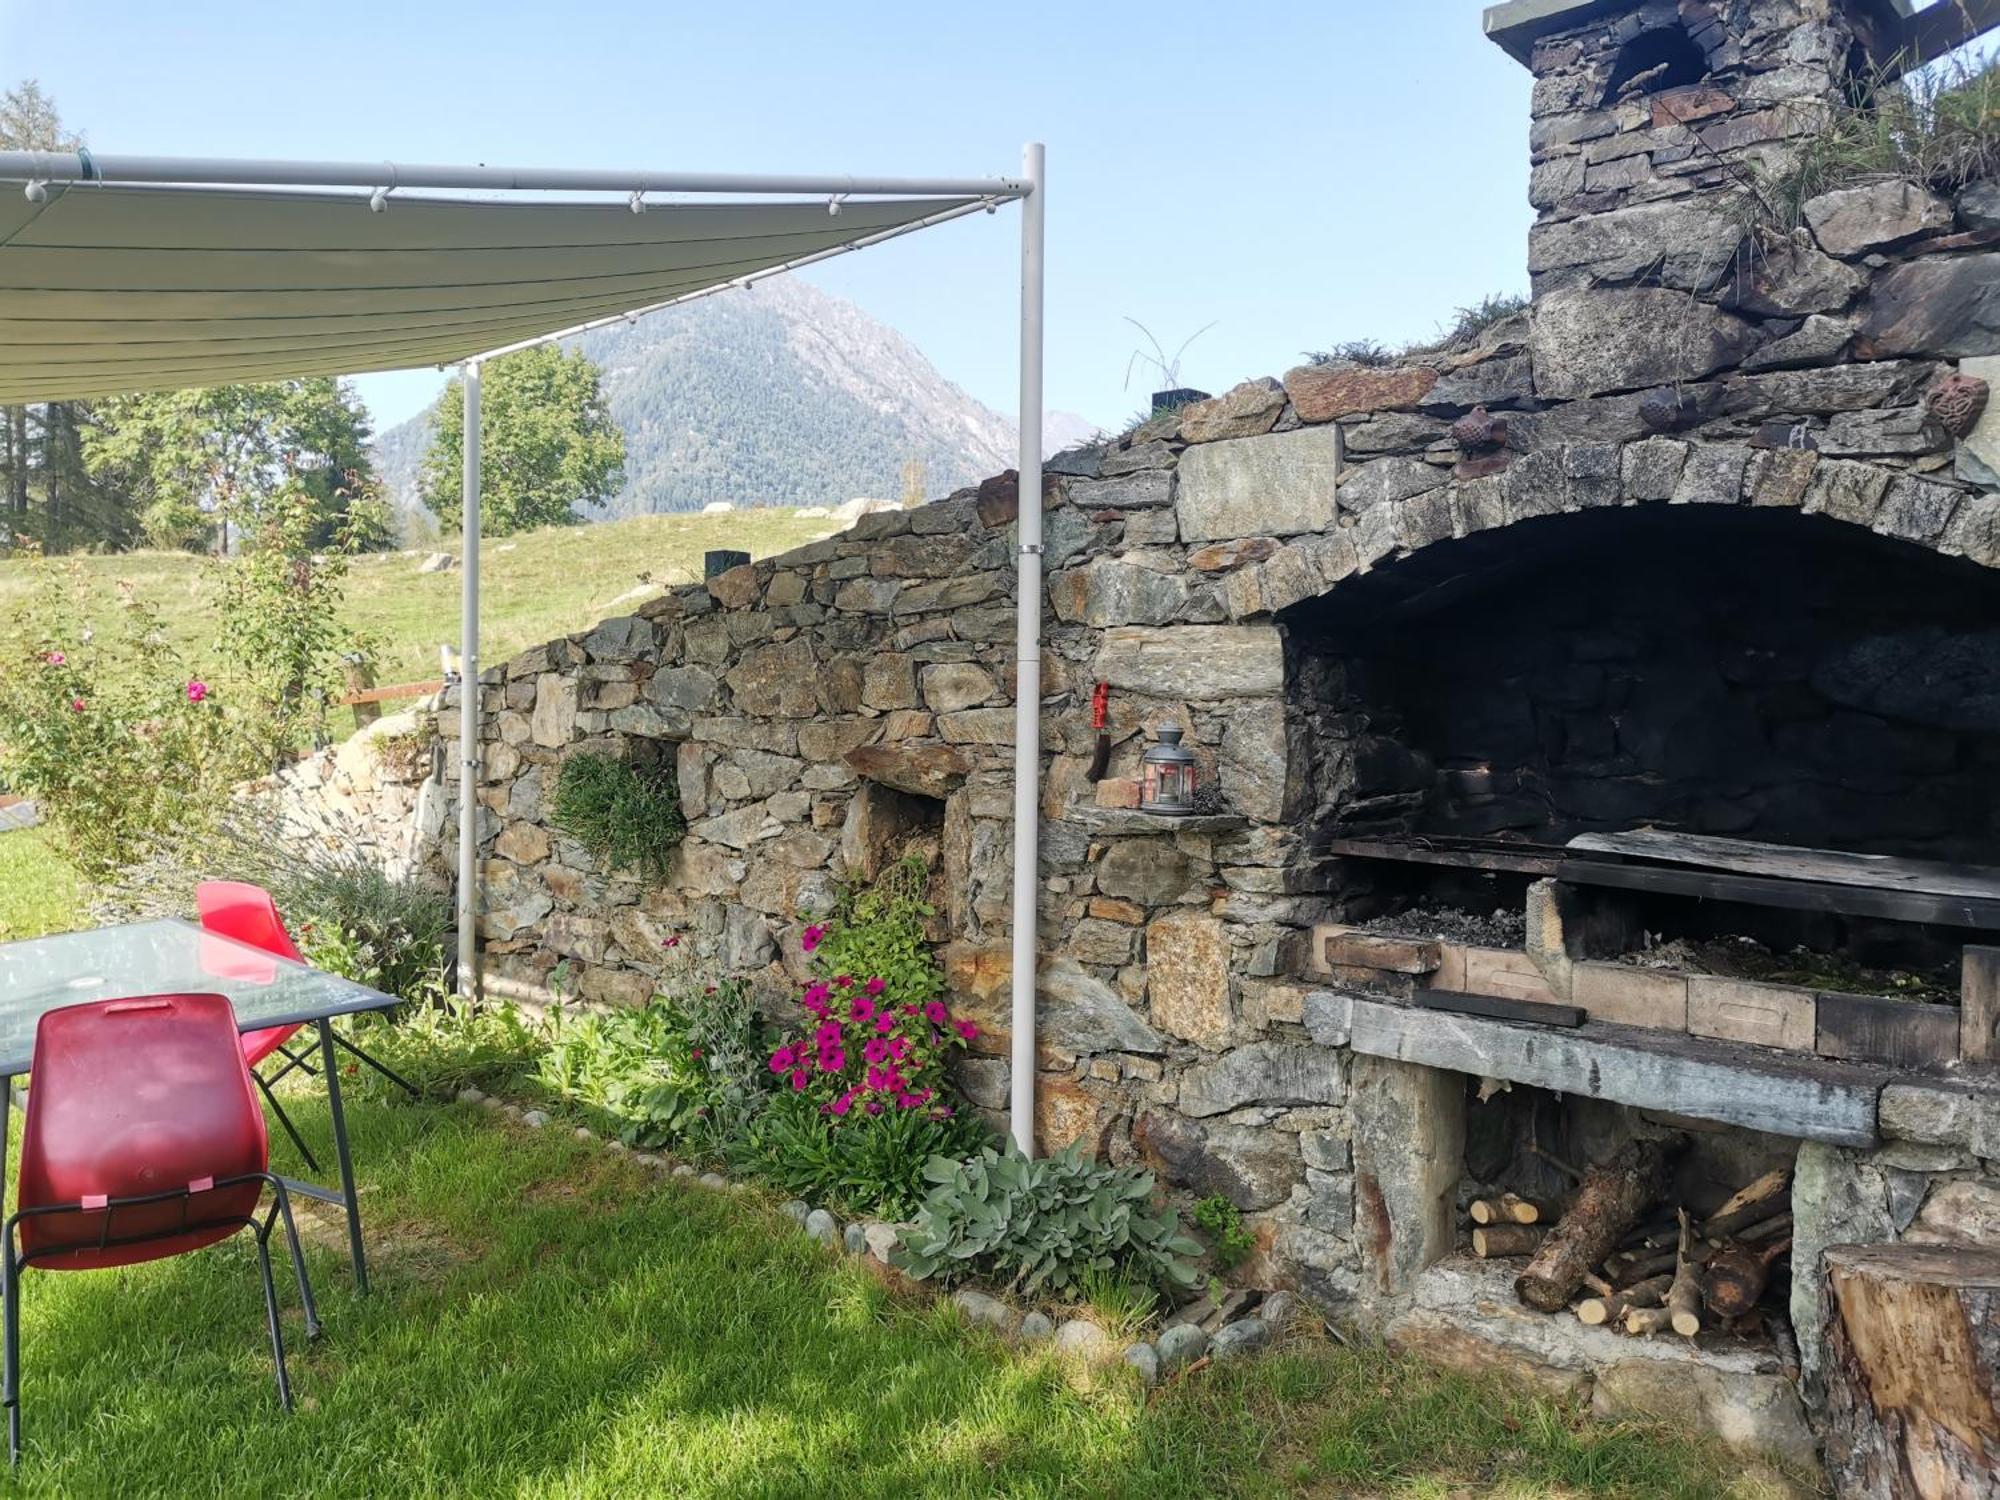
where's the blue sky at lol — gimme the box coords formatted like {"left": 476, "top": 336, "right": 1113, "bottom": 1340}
{"left": 2, "top": 0, "right": 1536, "bottom": 435}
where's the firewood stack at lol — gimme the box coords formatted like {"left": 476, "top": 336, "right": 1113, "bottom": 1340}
{"left": 1467, "top": 1157, "right": 1795, "bottom": 1343}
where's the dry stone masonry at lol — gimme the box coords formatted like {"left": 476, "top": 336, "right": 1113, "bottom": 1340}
{"left": 309, "top": 0, "right": 2000, "bottom": 1467}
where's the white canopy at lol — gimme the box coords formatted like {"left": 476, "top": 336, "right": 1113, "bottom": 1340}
{"left": 0, "top": 180, "right": 985, "bottom": 403}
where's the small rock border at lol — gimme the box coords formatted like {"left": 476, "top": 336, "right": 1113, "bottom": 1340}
{"left": 457, "top": 1086, "right": 1301, "bottom": 1389}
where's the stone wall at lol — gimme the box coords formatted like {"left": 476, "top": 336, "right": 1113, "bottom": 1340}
{"left": 308, "top": 0, "right": 2000, "bottom": 1459}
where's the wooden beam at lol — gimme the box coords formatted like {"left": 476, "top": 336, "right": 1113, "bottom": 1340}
{"left": 1895, "top": 0, "right": 2000, "bottom": 71}
{"left": 1964, "top": 947, "right": 2000, "bottom": 1065}
{"left": 1348, "top": 997, "right": 1886, "bottom": 1146}
{"left": 1558, "top": 859, "right": 2000, "bottom": 931}
{"left": 339, "top": 678, "right": 445, "bottom": 708}
{"left": 1323, "top": 836, "right": 1563, "bottom": 877}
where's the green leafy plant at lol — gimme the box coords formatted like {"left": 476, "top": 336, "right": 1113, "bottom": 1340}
{"left": 535, "top": 945, "right": 773, "bottom": 1150}
{"left": 547, "top": 751, "right": 685, "bottom": 874}
{"left": 895, "top": 1143, "right": 1203, "bottom": 1298}
{"left": 1302, "top": 339, "right": 1392, "bottom": 368}
{"left": 354, "top": 997, "right": 543, "bottom": 1097}
{"left": 1192, "top": 1194, "right": 1257, "bottom": 1270}
{"left": 725, "top": 1089, "right": 989, "bottom": 1220}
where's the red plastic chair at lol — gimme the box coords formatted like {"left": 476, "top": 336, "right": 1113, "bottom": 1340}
{"left": 3, "top": 993, "right": 319, "bottom": 1464}
{"left": 194, "top": 882, "right": 420, "bottom": 1174}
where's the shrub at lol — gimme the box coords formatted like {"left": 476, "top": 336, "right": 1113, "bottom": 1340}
{"left": 0, "top": 560, "right": 251, "bottom": 880}
{"left": 1192, "top": 1194, "right": 1257, "bottom": 1270}
{"left": 547, "top": 752, "right": 685, "bottom": 875}
{"left": 99, "top": 798, "right": 452, "bottom": 1006}
{"left": 725, "top": 1089, "right": 990, "bottom": 1220}
{"left": 895, "top": 1143, "right": 1203, "bottom": 1297}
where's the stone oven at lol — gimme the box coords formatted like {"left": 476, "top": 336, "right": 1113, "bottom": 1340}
{"left": 283, "top": 0, "right": 2000, "bottom": 1469}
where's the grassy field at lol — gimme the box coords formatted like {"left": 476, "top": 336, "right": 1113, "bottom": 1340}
{"left": 0, "top": 1086, "right": 1803, "bottom": 1499}
{"left": 0, "top": 830, "right": 81, "bottom": 943}
{"left": 0, "top": 509, "right": 833, "bottom": 732}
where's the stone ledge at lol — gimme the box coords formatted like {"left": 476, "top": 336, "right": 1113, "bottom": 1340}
{"left": 1336, "top": 994, "right": 1888, "bottom": 1146}
{"left": 1068, "top": 808, "right": 1251, "bottom": 836}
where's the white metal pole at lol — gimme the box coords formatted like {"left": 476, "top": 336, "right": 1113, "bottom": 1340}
{"left": 1007, "top": 142, "right": 1046, "bottom": 1156}
{"left": 456, "top": 360, "right": 483, "bottom": 998}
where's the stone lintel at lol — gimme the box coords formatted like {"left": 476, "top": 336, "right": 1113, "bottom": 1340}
{"left": 1342, "top": 995, "right": 1886, "bottom": 1146}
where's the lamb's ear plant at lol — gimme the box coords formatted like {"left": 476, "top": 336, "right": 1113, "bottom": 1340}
{"left": 894, "top": 1143, "right": 1203, "bottom": 1297}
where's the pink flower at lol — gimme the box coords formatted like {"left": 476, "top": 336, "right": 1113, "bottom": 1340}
{"left": 863, "top": 1038, "right": 891, "bottom": 1065}
{"left": 43, "top": 651, "right": 64, "bottom": 666}
{"left": 864, "top": 977, "right": 886, "bottom": 996}
{"left": 69, "top": 697, "right": 85, "bottom": 713}
{"left": 801, "top": 924, "right": 827, "bottom": 954}
{"left": 888, "top": 1036, "right": 910, "bottom": 1061}
{"left": 690, "top": 1047, "right": 703, "bottom": 1060}
{"left": 661, "top": 934, "right": 681, "bottom": 948}
{"left": 901, "top": 1004, "right": 919, "bottom": 1016}
{"left": 874, "top": 1014, "right": 895, "bottom": 1035}
{"left": 802, "top": 981, "right": 831, "bottom": 1006}
{"left": 955, "top": 1019, "right": 979, "bottom": 1042}
{"left": 790, "top": 1069, "right": 810, "bottom": 1092}
{"left": 803, "top": 996, "right": 829, "bottom": 1020}
{"left": 896, "top": 1093, "right": 922, "bottom": 1110}
{"left": 769, "top": 1047, "right": 796, "bottom": 1075}
{"left": 818, "top": 1047, "right": 845, "bottom": 1073}
{"left": 849, "top": 996, "right": 877, "bottom": 1024}
{"left": 835, "top": 974, "right": 854, "bottom": 989}
{"left": 185, "top": 680, "right": 208, "bottom": 704}
{"left": 924, "top": 1001, "right": 948, "bottom": 1025}
{"left": 830, "top": 1091, "right": 855, "bottom": 1117}
{"left": 814, "top": 1021, "right": 841, "bottom": 1048}
{"left": 865, "top": 1099, "right": 884, "bottom": 1116}
{"left": 866, "top": 1066, "right": 893, "bottom": 1091}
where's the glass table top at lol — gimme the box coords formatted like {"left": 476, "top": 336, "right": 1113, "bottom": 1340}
{"left": 0, "top": 919, "right": 401, "bottom": 1076}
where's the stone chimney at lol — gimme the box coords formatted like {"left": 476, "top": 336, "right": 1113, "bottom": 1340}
{"left": 1479, "top": 0, "right": 1990, "bottom": 401}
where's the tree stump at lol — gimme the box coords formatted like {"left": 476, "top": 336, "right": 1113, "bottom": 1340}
{"left": 1820, "top": 1243, "right": 2000, "bottom": 1499}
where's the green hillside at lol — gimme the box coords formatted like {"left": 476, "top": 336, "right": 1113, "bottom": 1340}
{"left": 0, "top": 509, "right": 833, "bottom": 734}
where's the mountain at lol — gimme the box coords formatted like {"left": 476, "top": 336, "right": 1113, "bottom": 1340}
{"left": 373, "top": 277, "right": 1089, "bottom": 523}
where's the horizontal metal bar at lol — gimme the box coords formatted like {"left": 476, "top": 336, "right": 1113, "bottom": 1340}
{"left": 0, "top": 150, "right": 1029, "bottom": 199}
{"left": 271, "top": 1177, "right": 350, "bottom": 1211}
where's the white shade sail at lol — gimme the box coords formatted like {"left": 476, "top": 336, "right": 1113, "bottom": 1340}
{"left": 0, "top": 182, "right": 983, "bottom": 402}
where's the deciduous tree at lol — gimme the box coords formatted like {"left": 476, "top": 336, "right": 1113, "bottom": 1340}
{"left": 419, "top": 345, "right": 626, "bottom": 536}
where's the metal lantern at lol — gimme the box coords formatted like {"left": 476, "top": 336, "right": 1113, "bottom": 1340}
{"left": 1140, "top": 722, "right": 1199, "bottom": 815}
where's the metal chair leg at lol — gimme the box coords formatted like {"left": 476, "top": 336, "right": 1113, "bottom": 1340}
{"left": 253, "top": 1218, "right": 292, "bottom": 1412}
{"left": 332, "top": 1034, "right": 421, "bottom": 1099}
{"left": 271, "top": 1187, "right": 321, "bottom": 1342}
{"left": 253, "top": 1071, "right": 322, "bottom": 1174}
{"left": 4, "top": 1225, "right": 19, "bottom": 1467}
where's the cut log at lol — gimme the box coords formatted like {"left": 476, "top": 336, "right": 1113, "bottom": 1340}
{"left": 1701, "top": 1168, "right": 1791, "bottom": 1240}
{"left": 1472, "top": 1224, "right": 1546, "bottom": 1258}
{"left": 1514, "top": 1141, "right": 1668, "bottom": 1314}
{"left": 1469, "top": 1198, "right": 1501, "bottom": 1226}
{"left": 1705, "top": 1238, "right": 1782, "bottom": 1321}
{"left": 1499, "top": 1192, "right": 1546, "bottom": 1225}
{"left": 1820, "top": 1243, "right": 2000, "bottom": 1499}
{"left": 1624, "top": 1305, "right": 1673, "bottom": 1336}
{"left": 1667, "top": 1207, "right": 1703, "bottom": 1338}
{"left": 1736, "top": 1211, "right": 1793, "bottom": 1244}
{"left": 1577, "top": 1272, "right": 1673, "bottom": 1327}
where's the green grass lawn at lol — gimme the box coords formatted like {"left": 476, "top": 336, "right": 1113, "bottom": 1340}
{"left": 0, "top": 1087, "right": 1803, "bottom": 1499}
{"left": 0, "top": 831, "right": 81, "bottom": 943}
{"left": 0, "top": 509, "right": 832, "bottom": 736}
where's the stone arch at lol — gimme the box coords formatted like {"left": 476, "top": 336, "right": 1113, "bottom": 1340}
{"left": 1217, "top": 441, "right": 2000, "bottom": 628}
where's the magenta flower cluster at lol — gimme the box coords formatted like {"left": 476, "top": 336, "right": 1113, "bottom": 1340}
{"left": 767, "top": 938, "right": 976, "bottom": 1122}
